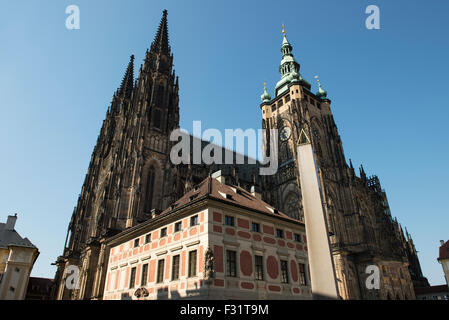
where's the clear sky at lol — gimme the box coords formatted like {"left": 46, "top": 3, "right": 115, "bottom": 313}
{"left": 0, "top": 0, "right": 448, "bottom": 286}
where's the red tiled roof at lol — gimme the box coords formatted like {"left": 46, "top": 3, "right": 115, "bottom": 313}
{"left": 415, "top": 285, "right": 449, "bottom": 295}
{"left": 438, "top": 240, "right": 449, "bottom": 261}
{"left": 160, "top": 177, "right": 303, "bottom": 225}
{"left": 107, "top": 177, "right": 304, "bottom": 245}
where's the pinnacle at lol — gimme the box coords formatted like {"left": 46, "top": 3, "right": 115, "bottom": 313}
{"left": 150, "top": 10, "right": 170, "bottom": 55}
{"left": 118, "top": 55, "right": 134, "bottom": 99}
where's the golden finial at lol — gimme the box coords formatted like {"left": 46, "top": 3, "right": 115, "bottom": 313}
{"left": 281, "top": 24, "right": 286, "bottom": 35}
{"left": 314, "top": 75, "right": 321, "bottom": 87}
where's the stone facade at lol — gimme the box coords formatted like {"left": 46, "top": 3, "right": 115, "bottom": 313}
{"left": 54, "top": 10, "right": 427, "bottom": 300}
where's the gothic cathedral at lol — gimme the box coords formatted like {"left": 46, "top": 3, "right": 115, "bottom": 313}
{"left": 53, "top": 10, "right": 428, "bottom": 300}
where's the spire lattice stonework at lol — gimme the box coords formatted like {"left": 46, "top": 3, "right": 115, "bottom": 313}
{"left": 151, "top": 9, "right": 170, "bottom": 54}
{"left": 118, "top": 55, "right": 135, "bottom": 99}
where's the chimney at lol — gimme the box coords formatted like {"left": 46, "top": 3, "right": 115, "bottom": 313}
{"left": 150, "top": 208, "right": 161, "bottom": 219}
{"left": 6, "top": 214, "right": 17, "bottom": 230}
{"left": 251, "top": 185, "right": 262, "bottom": 200}
{"left": 441, "top": 240, "right": 445, "bottom": 246}
{"left": 212, "top": 170, "right": 226, "bottom": 184}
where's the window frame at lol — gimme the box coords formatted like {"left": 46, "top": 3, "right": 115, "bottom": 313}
{"left": 188, "top": 250, "right": 197, "bottom": 278}
{"left": 190, "top": 215, "right": 199, "bottom": 227}
{"left": 280, "top": 260, "right": 289, "bottom": 284}
{"left": 160, "top": 227, "right": 167, "bottom": 238}
{"left": 255, "top": 255, "right": 264, "bottom": 280}
{"left": 171, "top": 255, "right": 180, "bottom": 281}
{"left": 224, "top": 215, "right": 235, "bottom": 227}
{"left": 276, "top": 229, "right": 284, "bottom": 238}
{"left": 252, "top": 222, "right": 260, "bottom": 233}
{"left": 141, "top": 264, "right": 148, "bottom": 286}
{"left": 174, "top": 221, "right": 182, "bottom": 232}
{"left": 226, "top": 250, "right": 237, "bottom": 277}
{"left": 156, "top": 259, "right": 165, "bottom": 283}
{"left": 299, "top": 263, "right": 307, "bottom": 286}
{"left": 129, "top": 267, "right": 137, "bottom": 289}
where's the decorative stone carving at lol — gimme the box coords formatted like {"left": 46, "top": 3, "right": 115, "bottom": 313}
{"left": 204, "top": 247, "right": 215, "bottom": 280}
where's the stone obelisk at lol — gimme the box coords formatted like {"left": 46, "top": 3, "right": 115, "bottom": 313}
{"left": 296, "top": 129, "right": 339, "bottom": 300}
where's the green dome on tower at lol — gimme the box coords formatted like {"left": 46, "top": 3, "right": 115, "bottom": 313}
{"left": 274, "top": 25, "right": 311, "bottom": 96}
{"left": 260, "top": 83, "right": 271, "bottom": 103}
{"left": 314, "top": 76, "right": 329, "bottom": 101}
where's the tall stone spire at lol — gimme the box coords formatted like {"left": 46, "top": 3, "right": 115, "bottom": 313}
{"left": 118, "top": 55, "right": 134, "bottom": 99}
{"left": 150, "top": 9, "right": 170, "bottom": 54}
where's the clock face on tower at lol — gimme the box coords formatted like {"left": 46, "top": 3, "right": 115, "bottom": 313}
{"left": 280, "top": 126, "right": 291, "bottom": 141}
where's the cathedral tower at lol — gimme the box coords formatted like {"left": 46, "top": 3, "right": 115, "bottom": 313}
{"left": 54, "top": 10, "right": 180, "bottom": 300}
{"left": 260, "top": 26, "right": 418, "bottom": 300}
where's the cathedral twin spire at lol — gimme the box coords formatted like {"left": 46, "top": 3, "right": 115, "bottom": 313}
{"left": 117, "top": 9, "right": 171, "bottom": 100}
{"left": 151, "top": 9, "right": 170, "bottom": 55}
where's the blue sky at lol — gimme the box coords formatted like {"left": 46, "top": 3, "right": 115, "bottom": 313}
{"left": 0, "top": 0, "right": 448, "bottom": 286}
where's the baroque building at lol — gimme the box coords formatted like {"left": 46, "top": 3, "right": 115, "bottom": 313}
{"left": 102, "top": 174, "right": 311, "bottom": 300}
{"left": 54, "top": 10, "right": 427, "bottom": 300}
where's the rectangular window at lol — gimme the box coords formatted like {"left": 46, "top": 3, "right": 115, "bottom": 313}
{"left": 141, "top": 264, "right": 148, "bottom": 286}
{"left": 285, "top": 94, "right": 290, "bottom": 103}
{"left": 252, "top": 222, "right": 260, "bottom": 233}
{"left": 299, "top": 263, "right": 307, "bottom": 285}
{"left": 134, "top": 238, "right": 140, "bottom": 248}
{"left": 294, "top": 233, "right": 302, "bottom": 242}
{"left": 271, "top": 105, "right": 276, "bottom": 112}
{"left": 226, "top": 250, "right": 237, "bottom": 277}
{"left": 188, "top": 251, "right": 197, "bottom": 277}
{"left": 278, "top": 99, "right": 283, "bottom": 107}
{"left": 145, "top": 233, "right": 151, "bottom": 244}
{"left": 190, "top": 215, "right": 199, "bottom": 227}
{"left": 157, "top": 259, "right": 165, "bottom": 283}
{"left": 255, "top": 255, "right": 264, "bottom": 280}
{"left": 276, "top": 229, "right": 284, "bottom": 238}
{"left": 280, "top": 260, "right": 289, "bottom": 284}
{"left": 174, "top": 221, "right": 182, "bottom": 232}
{"left": 160, "top": 228, "right": 167, "bottom": 238}
{"left": 225, "top": 215, "right": 234, "bottom": 226}
{"left": 172, "top": 255, "right": 180, "bottom": 280}
{"left": 129, "top": 267, "right": 136, "bottom": 288}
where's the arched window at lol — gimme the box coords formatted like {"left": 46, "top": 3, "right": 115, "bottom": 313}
{"left": 144, "top": 166, "right": 155, "bottom": 212}
{"left": 284, "top": 192, "right": 302, "bottom": 221}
